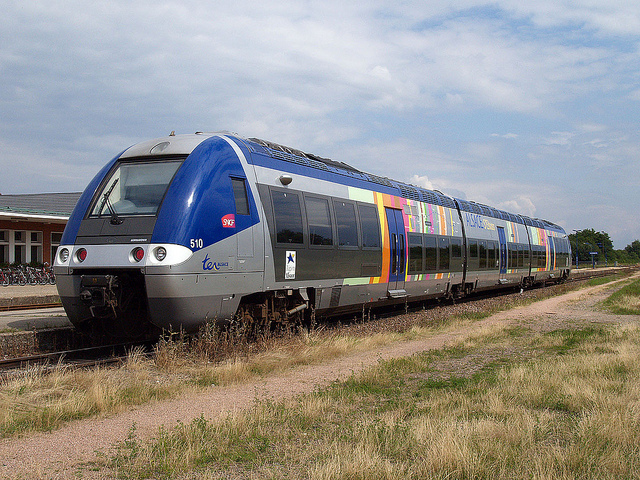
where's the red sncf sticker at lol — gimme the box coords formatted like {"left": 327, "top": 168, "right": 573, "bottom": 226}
{"left": 221, "top": 214, "right": 236, "bottom": 228}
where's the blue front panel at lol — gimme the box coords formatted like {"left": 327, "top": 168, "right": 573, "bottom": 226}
{"left": 151, "top": 137, "right": 259, "bottom": 250}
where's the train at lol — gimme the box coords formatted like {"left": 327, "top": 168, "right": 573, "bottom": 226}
{"left": 54, "top": 131, "right": 572, "bottom": 338}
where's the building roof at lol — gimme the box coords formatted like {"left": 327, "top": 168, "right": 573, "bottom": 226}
{"left": 0, "top": 193, "right": 81, "bottom": 220}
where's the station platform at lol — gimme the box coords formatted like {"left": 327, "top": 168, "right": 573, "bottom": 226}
{"left": 0, "top": 285, "right": 71, "bottom": 333}
{"left": 0, "top": 284, "right": 60, "bottom": 308}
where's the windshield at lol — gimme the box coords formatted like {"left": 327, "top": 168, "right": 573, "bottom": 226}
{"left": 90, "top": 159, "right": 183, "bottom": 217}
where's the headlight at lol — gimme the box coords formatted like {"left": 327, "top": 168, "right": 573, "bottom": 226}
{"left": 154, "top": 246, "right": 167, "bottom": 261}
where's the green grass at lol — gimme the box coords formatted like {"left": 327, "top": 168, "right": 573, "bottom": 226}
{"left": 602, "top": 277, "right": 640, "bottom": 315}
{"left": 107, "top": 320, "right": 640, "bottom": 480}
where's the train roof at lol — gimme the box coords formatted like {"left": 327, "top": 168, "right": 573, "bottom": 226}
{"left": 239, "top": 135, "right": 565, "bottom": 233}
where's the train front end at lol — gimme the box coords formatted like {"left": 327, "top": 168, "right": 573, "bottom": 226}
{"left": 54, "top": 133, "right": 263, "bottom": 338}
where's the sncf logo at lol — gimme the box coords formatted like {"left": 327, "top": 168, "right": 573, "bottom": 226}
{"left": 221, "top": 214, "right": 235, "bottom": 228}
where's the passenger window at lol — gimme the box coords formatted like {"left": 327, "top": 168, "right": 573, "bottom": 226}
{"left": 305, "top": 197, "right": 333, "bottom": 246}
{"left": 479, "top": 241, "right": 487, "bottom": 269}
{"left": 469, "top": 240, "right": 478, "bottom": 258}
{"left": 510, "top": 244, "right": 517, "bottom": 268}
{"left": 231, "top": 178, "right": 250, "bottom": 215}
{"left": 358, "top": 205, "right": 381, "bottom": 249}
{"left": 272, "top": 191, "right": 303, "bottom": 244}
{"left": 518, "top": 244, "right": 525, "bottom": 268}
{"left": 451, "top": 239, "right": 462, "bottom": 258}
{"left": 333, "top": 200, "right": 358, "bottom": 247}
{"left": 439, "top": 237, "right": 450, "bottom": 271}
{"left": 425, "top": 235, "right": 437, "bottom": 271}
{"left": 489, "top": 241, "right": 497, "bottom": 268}
{"left": 408, "top": 233, "right": 423, "bottom": 274}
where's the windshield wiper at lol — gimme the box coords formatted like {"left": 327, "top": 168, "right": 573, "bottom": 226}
{"left": 99, "top": 178, "right": 124, "bottom": 225}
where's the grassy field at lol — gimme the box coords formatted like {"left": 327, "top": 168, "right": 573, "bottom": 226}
{"left": 1, "top": 273, "right": 638, "bottom": 479}
{"left": 0, "top": 275, "right": 631, "bottom": 440}
{"left": 101, "top": 277, "right": 640, "bottom": 479}
{"left": 0, "top": 277, "right": 604, "bottom": 439}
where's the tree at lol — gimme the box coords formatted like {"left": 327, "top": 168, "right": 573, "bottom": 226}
{"left": 623, "top": 240, "right": 640, "bottom": 263}
{"left": 568, "top": 229, "right": 614, "bottom": 266}
{"left": 625, "top": 240, "right": 640, "bottom": 258}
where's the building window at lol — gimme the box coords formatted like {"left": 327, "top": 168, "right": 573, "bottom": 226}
{"left": 0, "top": 230, "right": 7, "bottom": 264}
{"left": 13, "top": 231, "right": 26, "bottom": 264}
{"left": 51, "top": 232, "right": 63, "bottom": 264}
{"left": 31, "top": 245, "right": 42, "bottom": 264}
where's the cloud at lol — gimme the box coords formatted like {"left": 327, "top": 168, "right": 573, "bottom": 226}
{"left": 409, "top": 174, "right": 434, "bottom": 190}
{"left": 1, "top": 1, "right": 640, "bottom": 248}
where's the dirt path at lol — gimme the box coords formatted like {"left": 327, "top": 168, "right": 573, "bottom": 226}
{"left": 0, "top": 276, "right": 637, "bottom": 479}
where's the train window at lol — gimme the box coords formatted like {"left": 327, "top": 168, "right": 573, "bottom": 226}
{"left": 272, "top": 191, "right": 304, "bottom": 244}
{"left": 439, "top": 237, "right": 450, "bottom": 271}
{"left": 334, "top": 200, "right": 358, "bottom": 248}
{"left": 489, "top": 241, "right": 498, "bottom": 268}
{"left": 358, "top": 205, "right": 381, "bottom": 249}
{"left": 479, "top": 241, "right": 487, "bottom": 269}
{"left": 305, "top": 197, "right": 333, "bottom": 246}
{"left": 469, "top": 240, "right": 478, "bottom": 258}
{"left": 90, "top": 159, "right": 184, "bottom": 217}
{"left": 516, "top": 244, "right": 522, "bottom": 268}
{"left": 510, "top": 244, "right": 517, "bottom": 269}
{"left": 408, "top": 234, "right": 423, "bottom": 274}
{"left": 451, "top": 238, "right": 462, "bottom": 258}
{"left": 425, "top": 235, "right": 437, "bottom": 271}
{"left": 231, "top": 178, "right": 250, "bottom": 216}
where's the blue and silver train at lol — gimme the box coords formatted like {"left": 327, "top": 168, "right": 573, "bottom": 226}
{"left": 54, "top": 132, "right": 571, "bottom": 338}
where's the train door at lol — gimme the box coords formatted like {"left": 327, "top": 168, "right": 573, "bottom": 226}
{"left": 385, "top": 208, "right": 406, "bottom": 294}
{"left": 548, "top": 236, "right": 556, "bottom": 271}
{"left": 497, "top": 226, "right": 507, "bottom": 279}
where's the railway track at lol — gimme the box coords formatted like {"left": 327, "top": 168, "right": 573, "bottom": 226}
{"left": 0, "top": 302, "right": 62, "bottom": 312}
{"left": 0, "top": 342, "right": 151, "bottom": 378}
{"left": 0, "top": 266, "right": 635, "bottom": 377}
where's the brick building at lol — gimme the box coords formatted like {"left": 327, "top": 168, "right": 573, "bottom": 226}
{"left": 0, "top": 193, "right": 81, "bottom": 265}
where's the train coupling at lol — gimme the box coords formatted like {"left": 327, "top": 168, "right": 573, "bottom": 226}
{"left": 80, "top": 275, "right": 119, "bottom": 316}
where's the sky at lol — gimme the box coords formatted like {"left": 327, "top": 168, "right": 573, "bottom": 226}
{"left": 1, "top": 1, "right": 639, "bottom": 249}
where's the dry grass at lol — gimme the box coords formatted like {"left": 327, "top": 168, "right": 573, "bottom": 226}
{"left": 0, "top": 321, "right": 422, "bottom": 438}
{"left": 109, "top": 321, "right": 640, "bottom": 480}
{"left": 0, "top": 273, "right": 632, "bottom": 442}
